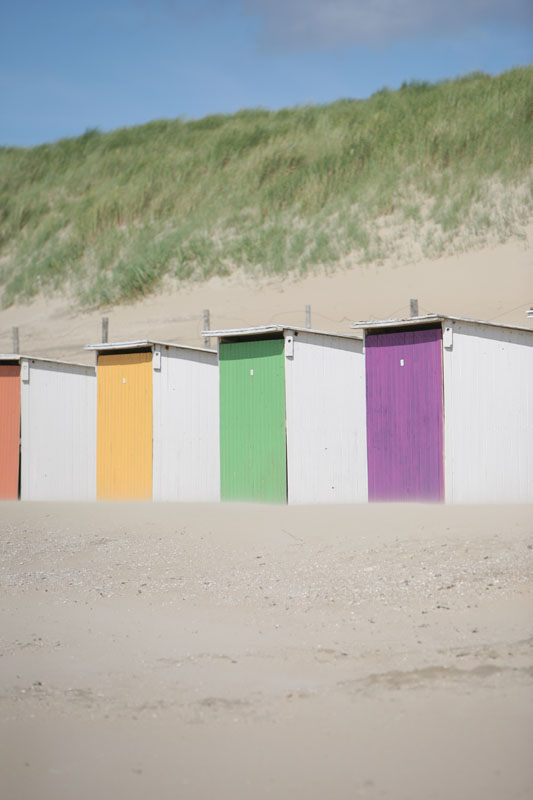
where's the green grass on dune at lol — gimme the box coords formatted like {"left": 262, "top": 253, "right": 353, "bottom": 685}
{"left": 1, "top": 67, "right": 532, "bottom": 307}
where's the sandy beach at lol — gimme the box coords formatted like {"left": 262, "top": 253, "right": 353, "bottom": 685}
{"left": 1, "top": 220, "right": 532, "bottom": 798}
{"left": 1, "top": 501, "right": 532, "bottom": 799}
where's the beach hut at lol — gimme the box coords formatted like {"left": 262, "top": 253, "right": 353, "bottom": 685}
{"left": 350, "top": 315, "right": 533, "bottom": 503}
{"left": 85, "top": 340, "right": 219, "bottom": 501}
{"left": 203, "top": 325, "right": 366, "bottom": 504}
{"left": 0, "top": 355, "right": 96, "bottom": 500}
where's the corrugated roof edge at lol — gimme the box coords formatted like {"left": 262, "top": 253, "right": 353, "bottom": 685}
{"left": 202, "top": 325, "right": 362, "bottom": 341}
{"left": 349, "top": 314, "right": 533, "bottom": 334}
{"left": 0, "top": 354, "right": 95, "bottom": 369}
{"left": 85, "top": 340, "right": 217, "bottom": 353}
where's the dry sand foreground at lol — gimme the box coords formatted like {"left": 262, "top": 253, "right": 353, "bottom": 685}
{"left": 0, "top": 502, "right": 532, "bottom": 800}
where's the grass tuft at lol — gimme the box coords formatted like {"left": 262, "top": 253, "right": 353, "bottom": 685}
{"left": 0, "top": 67, "right": 532, "bottom": 307}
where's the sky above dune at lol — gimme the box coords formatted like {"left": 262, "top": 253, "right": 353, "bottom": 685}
{"left": 1, "top": 0, "right": 532, "bottom": 146}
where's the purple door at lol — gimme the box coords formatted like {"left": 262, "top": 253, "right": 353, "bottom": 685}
{"left": 366, "top": 325, "right": 444, "bottom": 501}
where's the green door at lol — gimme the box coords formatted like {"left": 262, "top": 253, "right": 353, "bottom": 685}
{"left": 220, "top": 337, "right": 287, "bottom": 503}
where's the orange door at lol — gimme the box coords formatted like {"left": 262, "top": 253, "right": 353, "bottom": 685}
{"left": 0, "top": 364, "right": 21, "bottom": 499}
{"left": 96, "top": 351, "right": 153, "bottom": 500}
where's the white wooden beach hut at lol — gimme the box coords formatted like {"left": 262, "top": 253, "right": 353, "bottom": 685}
{"left": 351, "top": 314, "right": 533, "bottom": 503}
{"left": 85, "top": 340, "right": 219, "bottom": 502}
{"left": 0, "top": 354, "right": 96, "bottom": 501}
{"left": 203, "top": 325, "right": 366, "bottom": 504}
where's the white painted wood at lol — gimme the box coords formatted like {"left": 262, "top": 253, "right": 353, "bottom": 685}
{"left": 285, "top": 331, "right": 367, "bottom": 503}
{"left": 152, "top": 346, "right": 219, "bottom": 502}
{"left": 20, "top": 360, "right": 96, "bottom": 500}
{"left": 443, "top": 319, "right": 533, "bottom": 503}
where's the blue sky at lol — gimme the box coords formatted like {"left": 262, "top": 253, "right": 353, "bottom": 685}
{"left": 1, "top": 0, "right": 531, "bottom": 147}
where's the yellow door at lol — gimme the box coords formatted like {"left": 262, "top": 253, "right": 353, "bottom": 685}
{"left": 97, "top": 351, "right": 153, "bottom": 500}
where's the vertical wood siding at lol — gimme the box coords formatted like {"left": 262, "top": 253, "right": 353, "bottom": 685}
{"left": 20, "top": 361, "right": 96, "bottom": 500}
{"left": 219, "top": 338, "right": 287, "bottom": 503}
{"left": 443, "top": 320, "right": 533, "bottom": 502}
{"left": 285, "top": 332, "right": 367, "bottom": 503}
{"left": 366, "top": 327, "right": 444, "bottom": 502}
{"left": 152, "top": 347, "right": 219, "bottom": 501}
{"left": 97, "top": 351, "right": 153, "bottom": 500}
{"left": 0, "top": 364, "right": 21, "bottom": 499}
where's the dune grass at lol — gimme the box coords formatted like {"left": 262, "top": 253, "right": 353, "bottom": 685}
{"left": 0, "top": 67, "right": 532, "bottom": 307}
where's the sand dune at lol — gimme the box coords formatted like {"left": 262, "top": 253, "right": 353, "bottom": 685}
{"left": 0, "top": 230, "right": 531, "bottom": 364}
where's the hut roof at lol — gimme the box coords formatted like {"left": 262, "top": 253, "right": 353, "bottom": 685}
{"left": 0, "top": 354, "right": 93, "bottom": 369}
{"left": 350, "top": 314, "right": 533, "bottom": 334}
{"left": 202, "top": 325, "right": 362, "bottom": 341}
{"left": 85, "top": 339, "right": 216, "bottom": 354}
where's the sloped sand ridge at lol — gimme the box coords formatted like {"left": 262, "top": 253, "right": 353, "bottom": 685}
{"left": 1, "top": 502, "right": 532, "bottom": 800}
{"left": 0, "top": 229, "right": 531, "bottom": 364}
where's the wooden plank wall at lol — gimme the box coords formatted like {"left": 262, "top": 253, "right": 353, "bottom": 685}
{"left": 365, "top": 327, "right": 444, "bottom": 502}
{"left": 96, "top": 351, "right": 153, "bottom": 500}
{"left": 285, "top": 332, "right": 367, "bottom": 503}
{"left": 443, "top": 319, "right": 533, "bottom": 502}
{"left": 219, "top": 338, "right": 287, "bottom": 503}
{"left": 0, "top": 364, "right": 21, "bottom": 499}
{"left": 20, "top": 360, "right": 96, "bottom": 501}
{"left": 152, "top": 347, "right": 219, "bottom": 502}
